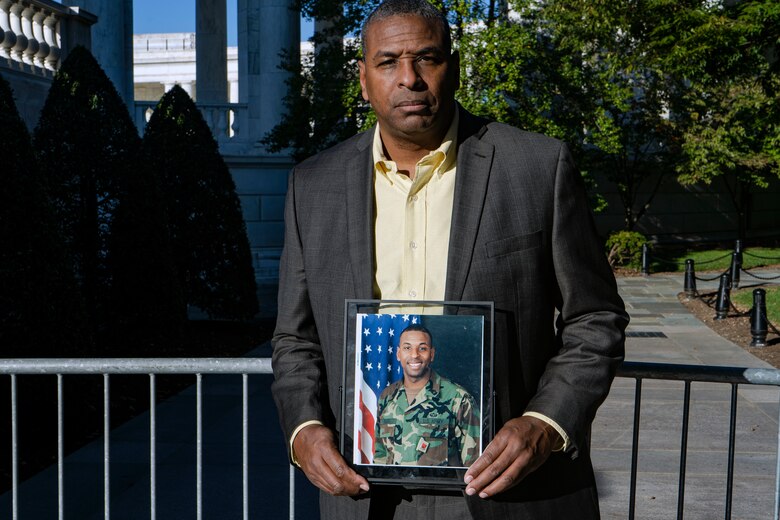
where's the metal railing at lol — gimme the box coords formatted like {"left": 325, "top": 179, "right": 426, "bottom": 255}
{"left": 616, "top": 361, "right": 780, "bottom": 520}
{"left": 0, "top": 358, "right": 295, "bottom": 520}
{"left": 3, "top": 359, "right": 780, "bottom": 519}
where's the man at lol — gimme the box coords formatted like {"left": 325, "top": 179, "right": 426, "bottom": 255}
{"left": 271, "top": 0, "right": 628, "bottom": 517}
{"left": 374, "top": 325, "right": 479, "bottom": 467}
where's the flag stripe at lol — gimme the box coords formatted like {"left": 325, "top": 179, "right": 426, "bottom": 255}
{"left": 356, "top": 313, "right": 420, "bottom": 463}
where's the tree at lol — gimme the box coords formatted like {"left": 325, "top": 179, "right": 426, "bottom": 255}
{"left": 33, "top": 46, "right": 184, "bottom": 348}
{"left": 0, "top": 74, "right": 91, "bottom": 355}
{"left": 649, "top": 0, "right": 780, "bottom": 239}
{"left": 262, "top": 1, "right": 369, "bottom": 161}
{"left": 143, "top": 86, "right": 259, "bottom": 321}
{"left": 460, "top": 0, "right": 679, "bottom": 228}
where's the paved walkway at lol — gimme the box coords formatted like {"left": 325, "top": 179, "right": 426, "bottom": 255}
{"left": 2, "top": 273, "right": 779, "bottom": 519}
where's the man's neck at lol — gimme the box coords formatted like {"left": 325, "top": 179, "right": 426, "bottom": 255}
{"left": 404, "top": 372, "right": 431, "bottom": 402}
{"left": 380, "top": 134, "right": 439, "bottom": 180}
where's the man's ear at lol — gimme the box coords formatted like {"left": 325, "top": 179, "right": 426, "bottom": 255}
{"left": 358, "top": 59, "right": 370, "bottom": 102}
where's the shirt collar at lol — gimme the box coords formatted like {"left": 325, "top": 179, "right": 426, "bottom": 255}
{"left": 372, "top": 109, "right": 459, "bottom": 182}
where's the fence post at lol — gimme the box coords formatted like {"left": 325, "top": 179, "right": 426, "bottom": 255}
{"left": 684, "top": 259, "right": 697, "bottom": 297}
{"left": 750, "top": 288, "right": 768, "bottom": 347}
{"left": 641, "top": 243, "right": 650, "bottom": 276}
{"left": 729, "top": 252, "right": 741, "bottom": 289}
{"left": 715, "top": 273, "right": 732, "bottom": 320}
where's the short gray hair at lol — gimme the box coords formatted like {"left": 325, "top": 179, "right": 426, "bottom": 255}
{"left": 361, "top": 0, "right": 451, "bottom": 59}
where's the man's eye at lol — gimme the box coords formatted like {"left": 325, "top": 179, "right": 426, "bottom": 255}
{"left": 377, "top": 59, "right": 396, "bottom": 67}
{"left": 417, "top": 56, "right": 439, "bottom": 64}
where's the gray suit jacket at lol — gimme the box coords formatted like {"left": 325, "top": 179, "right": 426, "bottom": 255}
{"left": 272, "top": 107, "right": 628, "bottom": 518}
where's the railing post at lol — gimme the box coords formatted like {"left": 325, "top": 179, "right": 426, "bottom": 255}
{"left": 750, "top": 288, "right": 768, "bottom": 347}
{"left": 715, "top": 273, "right": 731, "bottom": 320}
{"left": 729, "top": 251, "right": 741, "bottom": 289}
{"left": 684, "top": 259, "right": 697, "bottom": 297}
{"left": 641, "top": 243, "right": 650, "bottom": 276}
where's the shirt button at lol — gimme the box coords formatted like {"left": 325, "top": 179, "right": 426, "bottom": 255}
{"left": 408, "top": 290, "right": 417, "bottom": 298}
{"left": 409, "top": 241, "right": 417, "bottom": 250}
{"left": 410, "top": 195, "right": 418, "bottom": 202}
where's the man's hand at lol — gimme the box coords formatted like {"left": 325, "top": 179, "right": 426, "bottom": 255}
{"left": 463, "top": 416, "right": 558, "bottom": 499}
{"left": 293, "top": 424, "right": 370, "bottom": 496}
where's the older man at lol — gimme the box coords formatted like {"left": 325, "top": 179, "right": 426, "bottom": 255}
{"left": 271, "top": 0, "right": 628, "bottom": 517}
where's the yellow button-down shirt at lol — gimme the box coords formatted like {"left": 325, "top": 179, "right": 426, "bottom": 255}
{"left": 372, "top": 111, "right": 459, "bottom": 310}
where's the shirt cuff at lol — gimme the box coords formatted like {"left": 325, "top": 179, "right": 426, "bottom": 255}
{"left": 522, "top": 412, "right": 569, "bottom": 452}
{"left": 289, "top": 420, "right": 325, "bottom": 467}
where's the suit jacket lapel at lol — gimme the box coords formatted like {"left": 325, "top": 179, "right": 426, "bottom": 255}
{"left": 345, "top": 130, "right": 376, "bottom": 299}
{"left": 445, "top": 109, "right": 495, "bottom": 302}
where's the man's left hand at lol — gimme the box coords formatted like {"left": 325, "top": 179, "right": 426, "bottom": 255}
{"left": 463, "top": 415, "right": 559, "bottom": 498}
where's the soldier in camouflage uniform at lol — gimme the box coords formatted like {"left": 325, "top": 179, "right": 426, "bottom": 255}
{"left": 374, "top": 325, "right": 480, "bottom": 467}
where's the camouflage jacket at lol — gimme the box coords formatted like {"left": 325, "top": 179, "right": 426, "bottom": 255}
{"left": 374, "top": 370, "right": 480, "bottom": 467}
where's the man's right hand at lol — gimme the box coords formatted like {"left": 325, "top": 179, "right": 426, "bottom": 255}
{"left": 293, "top": 424, "right": 370, "bottom": 496}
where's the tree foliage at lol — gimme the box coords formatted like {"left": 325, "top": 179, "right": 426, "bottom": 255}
{"left": 34, "top": 46, "right": 137, "bottom": 326}
{"left": 0, "top": 74, "right": 91, "bottom": 355}
{"left": 266, "top": 0, "right": 780, "bottom": 234}
{"left": 143, "top": 86, "right": 259, "bottom": 321}
{"left": 648, "top": 0, "right": 780, "bottom": 238}
{"left": 33, "top": 46, "right": 184, "bottom": 349}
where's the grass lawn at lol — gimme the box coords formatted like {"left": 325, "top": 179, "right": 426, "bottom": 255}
{"left": 733, "top": 285, "right": 780, "bottom": 325}
{"left": 649, "top": 247, "right": 780, "bottom": 273}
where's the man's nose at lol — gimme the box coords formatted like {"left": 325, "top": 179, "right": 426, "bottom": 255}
{"left": 398, "top": 58, "right": 423, "bottom": 89}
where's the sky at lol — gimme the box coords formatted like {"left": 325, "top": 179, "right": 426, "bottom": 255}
{"left": 132, "top": 0, "right": 314, "bottom": 45}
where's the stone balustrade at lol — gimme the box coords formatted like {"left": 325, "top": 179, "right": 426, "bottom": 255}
{"left": 135, "top": 100, "right": 250, "bottom": 146}
{"left": 0, "top": 0, "right": 94, "bottom": 75}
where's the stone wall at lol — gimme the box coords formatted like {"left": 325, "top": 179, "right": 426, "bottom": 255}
{"left": 226, "top": 155, "right": 293, "bottom": 284}
{"left": 593, "top": 172, "right": 780, "bottom": 244}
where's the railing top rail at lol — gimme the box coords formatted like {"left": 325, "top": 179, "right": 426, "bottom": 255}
{"left": 0, "top": 357, "right": 272, "bottom": 375}
{"left": 2, "top": 359, "right": 779, "bottom": 385}
{"left": 618, "top": 361, "right": 780, "bottom": 386}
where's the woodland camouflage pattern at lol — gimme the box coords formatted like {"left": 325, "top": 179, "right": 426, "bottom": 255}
{"left": 374, "top": 370, "right": 480, "bottom": 466}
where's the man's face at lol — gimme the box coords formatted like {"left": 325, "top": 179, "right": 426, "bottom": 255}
{"left": 396, "top": 330, "right": 435, "bottom": 382}
{"left": 359, "top": 14, "right": 459, "bottom": 146}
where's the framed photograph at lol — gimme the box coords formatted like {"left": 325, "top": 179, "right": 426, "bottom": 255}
{"left": 340, "top": 300, "right": 494, "bottom": 488}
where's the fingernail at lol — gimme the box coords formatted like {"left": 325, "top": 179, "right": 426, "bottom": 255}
{"left": 464, "top": 475, "right": 473, "bottom": 484}
{"left": 360, "top": 484, "right": 370, "bottom": 492}
{"left": 479, "top": 492, "right": 489, "bottom": 499}
{"left": 465, "top": 487, "right": 476, "bottom": 496}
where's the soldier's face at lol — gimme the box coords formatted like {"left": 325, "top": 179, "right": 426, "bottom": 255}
{"left": 397, "top": 330, "right": 435, "bottom": 382}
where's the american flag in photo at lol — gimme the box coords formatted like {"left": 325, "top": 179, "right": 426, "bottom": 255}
{"left": 356, "top": 313, "right": 420, "bottom": 464}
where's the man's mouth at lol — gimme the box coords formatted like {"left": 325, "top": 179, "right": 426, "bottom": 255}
{"left": 397, "top": 100, "right": 430, "bottom": 111}
{"left": 408, "top": 362, "right": 423, "bottom": 369}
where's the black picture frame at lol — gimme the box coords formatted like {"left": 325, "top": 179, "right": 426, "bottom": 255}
{"left": 340, "top": 300, "right": 494, "bottom": 489}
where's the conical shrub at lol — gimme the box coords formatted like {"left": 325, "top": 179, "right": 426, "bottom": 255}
{"left": 0, "top": 74, "right": 91, "bottom": 355}
{"left": 143, "top": 85, "right": 258, "bottom": 320}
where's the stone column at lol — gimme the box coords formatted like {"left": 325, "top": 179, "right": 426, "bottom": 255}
{"left": 196, "top": 0, "right": 227, "bottom": 103}
{"left": 238, "top": 0, "right": 299, "bottom": 148}
{"left": 180, "top": 81, "right": 195, "bottom": 98}
{"left": 65, "top": 0, "right": 134, "bottom": 108}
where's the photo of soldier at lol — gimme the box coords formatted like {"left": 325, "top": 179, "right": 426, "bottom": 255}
{"left": 374, "top": 324, "right": 480, "bottom": 467}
